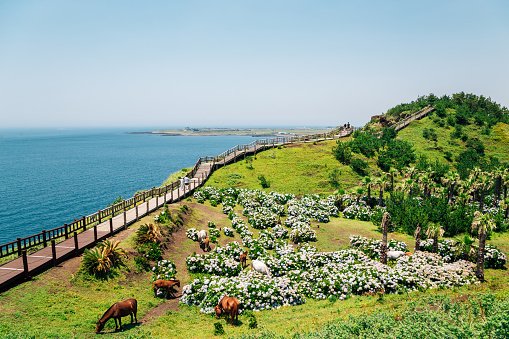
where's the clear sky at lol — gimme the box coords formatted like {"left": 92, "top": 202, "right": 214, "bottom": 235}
{"left": 0, "top": 1, "right": 508, "bottom": 128}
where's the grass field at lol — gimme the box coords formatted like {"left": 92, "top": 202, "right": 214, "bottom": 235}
{"left": 397, "top": 116, "right": 509, "bottom": 163}
{"left": 0, "top": 199, "right": 507, "bottom": 338}
{"left": 206, "top": 139, "right": 362, "bottom": 195}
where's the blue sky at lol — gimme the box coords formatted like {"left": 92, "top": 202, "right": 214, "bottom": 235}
{"left": 0, "top": 1, "right": 508, "bottom": 128}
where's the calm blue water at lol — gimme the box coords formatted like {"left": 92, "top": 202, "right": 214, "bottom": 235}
{"left": 0, "top": 129, "right": 258, "bottom": 243}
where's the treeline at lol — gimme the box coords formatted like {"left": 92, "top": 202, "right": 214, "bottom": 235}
{"left": 385, "top": 92, "right": 509, "bottom": 129}
{"left": 333, "top": 127, "right": 415, "bottom": 175}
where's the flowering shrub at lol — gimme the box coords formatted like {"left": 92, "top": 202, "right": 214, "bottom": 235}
{"left": 289, "top": 224, "right": 317, "bottom": 243}
{"left": 152, "top": 259, "right": 177, "bottom": 281}
{"left": 419, "top": 239, "right": 507, "bottom": 268}
{"left": 223, "top": 227, "right": 234, "bottom": 237}
{"left": 247, "top": 208, "right": 278, "bottom": 229}
{"left": 484, "top": 245, "right": 507, "bottom": 269}
{"left": 181, "top": 245, "right": 478, "bottom": 313}
{"left": 207, "top": 221, "right": 216, "bottom": 228}
{"left": 258, "top": 230, "right": 276, "bottom": 249}
{"left": 343, "top": 202, "right": 372, "bottom": 221}
{"left": 154, "top": 208, "right": 171, "bottom": 224}
{"left": 186, "top": 228, "right": 198, "bottom": 242}
{"left": 186, "top": 243, "right": 244, "bottom": 277}
{"left": 349, "top": 236, "right": 408, "bottom": 260}
{"left": 209, "top": 228, "right": 220, "bottom": 239}
{"left": 272, "top": 224, "right": 288, "bottom": 239}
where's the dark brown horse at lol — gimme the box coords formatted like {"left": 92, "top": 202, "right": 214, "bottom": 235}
{"left": 96, "top": 298, "right": 137, "bottom": 333}
{"left": 214, "top": 296, "right": 240, "bottom": 325}
{"left": 153, "top": 279, "right": 180, "bottom": 298}
{"left": 200, "top": 237, "right": 211, "bottom": 252}
{"left": 239, "top": 251, "right": 248, "bottom": 268}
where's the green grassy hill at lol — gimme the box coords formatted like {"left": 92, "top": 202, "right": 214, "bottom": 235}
{"left": 397, "top": 116, "right": 509, "bottom": 163}
{"left": 206, "top": 139, "right": 363, "bottom": 195}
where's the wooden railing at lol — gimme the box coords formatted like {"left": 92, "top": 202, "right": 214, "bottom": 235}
{"left": 0, "top": 125, "right": 353, "bottom": 258}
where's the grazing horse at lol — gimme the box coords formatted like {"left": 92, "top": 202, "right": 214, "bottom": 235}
{"left": 197, "top": 229, "right": 208, "bottom": 243}
{"left": 251, "top": 259, "right": 271, "bottom": 276}
{"left": 96, "top": 298, "right": 137, "bottom": 333}
{"left": 200, "top": 237, "right": 211, "bottom": 252}
{"left": 386, "top": 251, "right": 411, "bottom": 260}
{"left": 239, "top": 251, "right": 248, "bottom": 268}
{"left": 214, "top": 296, "right": 240, "bottom": 325}
{"left": 152, "top": 279, "right": 180, "bottom": 298}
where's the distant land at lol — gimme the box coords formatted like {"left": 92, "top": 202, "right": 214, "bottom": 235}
{"left": 129, "top": 126, "right": 336, "bottom": 137}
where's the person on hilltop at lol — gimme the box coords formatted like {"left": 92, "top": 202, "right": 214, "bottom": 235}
{"left": 184, "top": 176, "right": 190, "bottom": 186}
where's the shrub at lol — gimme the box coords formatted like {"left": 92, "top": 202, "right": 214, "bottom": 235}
{"left": 152, "top": 259, "right": 177, "bottom": 281}
{"left": 350, "top": 157, "right": 368, "bottom": 176}
{"left": 213, "top": 322, "right": 224, "bottom": 335}
{"left": 134, "top": 255, "right": 151, "bottom": 272}
{"left": 328, "top": 168, "right": 342, "bottom": 188}
{"left": 136, "top": 223, "right": 162, "bottom": 245}
{"left": 258, "top": 175, "right": 270, "bottom": 188}
{"left": 137, "top": 242, "right": 163, "bottom": 261}
{"left": 332, "top": 141, "right": 352, "bottom": 164}
{"left": 81, "top": 240, "right": 127, "bottom": 277}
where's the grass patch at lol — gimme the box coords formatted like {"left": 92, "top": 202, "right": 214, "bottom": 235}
{"left": 207, "top": 140, "right": 361, "bottom": 195}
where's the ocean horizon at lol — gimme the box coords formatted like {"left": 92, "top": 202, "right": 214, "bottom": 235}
{"left": 0, "top": 128, "right": 262, "bottom": 244}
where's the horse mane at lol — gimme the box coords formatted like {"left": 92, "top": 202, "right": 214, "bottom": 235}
{"left": 99, "top": 303, "right": 116, "bottom": 323}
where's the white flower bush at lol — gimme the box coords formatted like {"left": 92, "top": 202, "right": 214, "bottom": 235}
{"left": 272, "top": 224, "right": 289, "bottom": 239}
{"left": 343, "top": 202, "right": 372, "bottom": 221}
{"left": 152, "top": 259, "right": 177, "bottom": 281}
{"left": 349, "top": 236, "right": 408, "bottom": 260}
{"left": 289, "top": 224, "right": 317, "bottom": 243}
{"left": 186, "top": 228, "right": 198, "bottom": 242}
{"left": 223, "top": 227, "right": 234, "bottom": 237}
{"left": 181, "top": 244, "right": 478, "bottom": 313}
{"left": 186, "top": 242, "right": 244, "bottom": 276}
{"left": 209, "top": 228, "right": 221, "bottom": 239}
{"left": 419, "top": 239, "right": 507, "bottom": 269}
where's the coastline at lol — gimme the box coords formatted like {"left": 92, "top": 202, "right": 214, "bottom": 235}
{"left": 128, "top": 127, "right": 335, "bottom": 137}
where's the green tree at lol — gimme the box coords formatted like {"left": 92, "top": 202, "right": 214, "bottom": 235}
{"left": 332, "top": 141, "right": 352, "bottom": 164}
{"left": 425, "top": 222, "right": 444, "bottom": 253}
{"left": 471, "top": 211, "right": 496, "bottom": 281}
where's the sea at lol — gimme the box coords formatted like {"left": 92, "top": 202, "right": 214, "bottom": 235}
{"left": 0, "top": 128, "right": 259, "bottom": 244}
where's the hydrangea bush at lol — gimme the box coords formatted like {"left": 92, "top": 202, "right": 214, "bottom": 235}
{"left": 349, "top": 235, "right": 408, "bottom": 259}
{"left": 152, "top": 259, "right": 177, "bottom": 281}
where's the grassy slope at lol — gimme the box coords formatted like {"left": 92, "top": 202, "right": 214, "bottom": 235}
{"left": 0, "top": 199, "right": 507, "bottom": 338}
{"left": 397, "top": 116, "right": 509, "bottom": 163}
{"left": 206, "top": 139, "right": 362, "bottom": 195}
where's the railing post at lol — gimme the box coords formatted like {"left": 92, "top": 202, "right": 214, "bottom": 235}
{"left": 64, "top": 224, "right": 69, "bottom": 239}
{"left": 73, "top": 232, "right": 79, "bottom": 252}
{"left": 171, "top": 185, "right": 174, "bottom": 202}
{"left": 81, "top": 216, "right": 86, "bottom": 232}
{"left": 22, "top": 250, "right": 29, "bottom": 277}
{"left": 136, "top": 204, "right": 139, "bottom": 220}
{"left": 98, "top": 210, "right": 102, "bottom": 224}
{"left": 156, "top": 194, "right": 159, "bottom": 208}
{"left": 42, "top": 230, "right": 47, "bottom": 248}
{"left": 93, "top": 225, "right": 97, "bottom": 242}
{"left": 123, "top": 211, "right": 127, "bottom": 229}
{"left": 109, "top": 217, "right": 114, "bottom": 234}
{"left": 17, "top": 238, "right": 22, "bottom": 256}
{"left": 51, "top": 240, "right": 57, "bottom": 266}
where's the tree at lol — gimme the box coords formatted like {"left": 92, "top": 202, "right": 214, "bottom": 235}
{"left": 362, "top": 176, "right": 372, "bottom": 201}
{"left": 377, "top": 139, "right": 416, "bottom": 171}
{"left": 350, "top": 157, "right": 369, "bottom": 176}
{"left": 380, "top": 212, "right": 390, "bottom": 264}
{"left": 471, "top": 211, "right": 496, "bottom": 281}
{"left": 425, "top": 222, "right": 444, "bottom": 253}
{"left": 332, "top": 141, "right": 352, "bottom": 164}
{"left": 414, "top": 224, "right": 422, "bottom": 251}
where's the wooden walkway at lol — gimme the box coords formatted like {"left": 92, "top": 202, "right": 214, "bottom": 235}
{"left": 0, "top": 127, "right": 352, "bottom": 292}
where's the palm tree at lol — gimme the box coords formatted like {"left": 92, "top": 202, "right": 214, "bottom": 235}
{"left": 362, "top": 176, "right": 372, "bottom": 201}
{"left": 442, "top": 171, "right": 460, "bottom": 204}
{"left": 380, "top": 212, "right": 390, "bottom": 264}
{"left": 471, "top": 211, "right": 496, "bottom": 281}
{"left": 414, "top": 224, "right": 422, "bottom": 251}
{"left": 425, "top": 222, "right": 444, "bottom": 253}
{"left": 389, "top": 168, "right": 397, "bottom": 192}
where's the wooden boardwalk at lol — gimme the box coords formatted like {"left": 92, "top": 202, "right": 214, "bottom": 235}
{"left": 0, "top": 127, "right": 352, "bottom": 292}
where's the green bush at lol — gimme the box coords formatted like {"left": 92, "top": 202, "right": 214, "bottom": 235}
{"left": 258, "top": 175, "right": 271, "bottom": 188}
{"left": 213, "top": 322, "right": 225, "bottom": 336}
{"left": 350, "top": 157, "right": 368, "bottom": 176}
{"left": 332, "top": 141, "right": 352, "bottom": 164}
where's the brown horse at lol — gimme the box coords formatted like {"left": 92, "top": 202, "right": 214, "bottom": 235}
{"left": 96, "top": 298, "right": 137, "bottom": 333}
{"left": 200, "top": 237, "right": 211, "bottom": 252}
{"left": 153, "top": 279, "right": 180, "bottom": 298}
{"left": 239, "top": 251, "right": 248, "bottom": 268}
{"left": 214, "top": 296, "right": 240, "bottom": 325}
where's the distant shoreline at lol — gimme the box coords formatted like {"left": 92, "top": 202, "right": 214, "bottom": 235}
{"left": 128, "top": 127, "right": 335, "bottom": 137}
